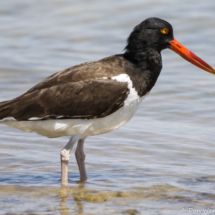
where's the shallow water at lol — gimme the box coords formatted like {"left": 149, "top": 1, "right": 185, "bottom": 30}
{"left": 0, "top": 0, "right": 215, "bottom": 214}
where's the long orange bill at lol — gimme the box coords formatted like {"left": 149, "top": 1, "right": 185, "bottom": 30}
{"left": 169, "top": 39, "right": 215, "bottom": 74}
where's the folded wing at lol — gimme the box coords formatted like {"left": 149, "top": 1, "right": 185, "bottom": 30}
{"left": 0, "top": 78, "right": 129, "bottom": 121}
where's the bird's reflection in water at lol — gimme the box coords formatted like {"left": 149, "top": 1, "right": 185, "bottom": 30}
{"left": 58, "top": 180, "right": 85, "bottom": 215}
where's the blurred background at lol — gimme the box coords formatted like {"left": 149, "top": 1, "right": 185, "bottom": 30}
{"left": 0, "top": 0, "right": 215, "bottom": 214}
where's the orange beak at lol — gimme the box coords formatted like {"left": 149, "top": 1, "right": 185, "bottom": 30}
{"left": 168, "top": 39, "right": 215, "bottom": 74}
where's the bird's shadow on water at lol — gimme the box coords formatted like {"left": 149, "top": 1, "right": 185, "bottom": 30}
{"left": 57, "top": 181, "right": 87, "bottom": 215}
{"left": 0, "top": 172, "right": 141, "bottom": 214}
{"left": 0, "top": 173, "right": 91, "bottom": 214}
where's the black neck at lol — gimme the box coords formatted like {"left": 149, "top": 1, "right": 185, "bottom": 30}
{"left": 123, "top": 48, "right": 163, "bottom": 97}
{"left": 124, "top": 47, "right": 162, "bottom": 70}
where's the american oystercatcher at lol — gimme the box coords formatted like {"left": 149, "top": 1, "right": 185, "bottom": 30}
{"left": 0, "top": 17, "right": 214, "bottom": 185}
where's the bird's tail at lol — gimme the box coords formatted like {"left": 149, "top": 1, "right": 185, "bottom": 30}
{"left": 0, "top": 100, "right": 14, "bottom": 120}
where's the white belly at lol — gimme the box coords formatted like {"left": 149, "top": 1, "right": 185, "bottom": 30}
{"left": 0, "top": 74, "right": 145, "bottom": 138}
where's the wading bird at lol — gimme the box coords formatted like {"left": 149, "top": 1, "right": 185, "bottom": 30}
{"left": 0, "top": 17, "right": 214, "bottom": 185}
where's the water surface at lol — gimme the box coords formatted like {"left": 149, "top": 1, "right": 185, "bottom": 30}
{"left": 0, "top": 0, "right": 215, "bottom": 214}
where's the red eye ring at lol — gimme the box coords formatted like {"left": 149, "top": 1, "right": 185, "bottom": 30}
{"left": 161, "top": 28, "right": 169, "bottom": 34}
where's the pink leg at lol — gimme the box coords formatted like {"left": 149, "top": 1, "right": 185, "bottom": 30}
{"left": 75, "top": 139, "right": 87, "bottom": 180}
{"left": 60, "top": 135, "right": 79, "bottom": 185}
{"left": 61, "top": 149, "right": 70, "bottom": 186}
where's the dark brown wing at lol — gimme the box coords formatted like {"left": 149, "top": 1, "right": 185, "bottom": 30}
{"left": 0, "top": 78, "right": 129, "bottom": 121}
{"left": 0, "top": 55, "right": 134, "bottom": 121}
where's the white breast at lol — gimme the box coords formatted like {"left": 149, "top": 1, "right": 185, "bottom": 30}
{"left": 1, "top": 74, "right": 145, "bottom": 138}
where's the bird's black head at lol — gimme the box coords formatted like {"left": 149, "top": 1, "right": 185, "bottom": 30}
{"left": 125, "top": 17, "right": 174, "bottom": 54}
{"left": 125, "top": 17, "right": 215, "bottom": 74}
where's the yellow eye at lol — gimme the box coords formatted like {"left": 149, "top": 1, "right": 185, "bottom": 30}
{"left": 161, "top": 28, "right": 169, "bottom": 34}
